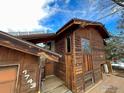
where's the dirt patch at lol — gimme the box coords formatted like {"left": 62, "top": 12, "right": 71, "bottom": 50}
{"left": 113, "top": 69, "right": 124, "bottom": 78}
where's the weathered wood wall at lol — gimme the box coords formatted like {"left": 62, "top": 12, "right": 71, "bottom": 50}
{"left": 54, "top": 32, "right": 74, "bottom": 88}
{"left": 0, "top": 46, "right": 40, "bottom": 93}
{"left": 45, "top": 60, "right": 54, "bottom": 76}
{"left": 72, "top": 27, "right": 106, "bottom": 93}
{"left": 54, "top": 36, "right": 66, "bottom": 81}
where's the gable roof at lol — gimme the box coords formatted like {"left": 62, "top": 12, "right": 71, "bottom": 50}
{"left": 56, "top": 18, "right": 109, "bottom": 39}
{"left": 0, "top": 31, "right": 61, "bottom": 62}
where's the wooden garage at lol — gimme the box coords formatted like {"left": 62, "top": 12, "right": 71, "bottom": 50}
{"left": 0, "top": 31, "right": 61, "bottom": 93}
{"left": 16, "top": 18, "right": 110, "bottom": 93}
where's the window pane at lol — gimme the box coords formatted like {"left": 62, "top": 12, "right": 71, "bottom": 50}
{"left": 66, "top": 35, "right": 71, "bottom": 52}
{"left": 81, "top": 38, "right": 91, "bottom": 54}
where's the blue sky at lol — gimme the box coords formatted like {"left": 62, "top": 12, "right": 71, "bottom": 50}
{"left": 0, "top": 0, "right": 123, "bottom": 34}
{"left": 40, "top": 0, "right": 123, "bottom": 34}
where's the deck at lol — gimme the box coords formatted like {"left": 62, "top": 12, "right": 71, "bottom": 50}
{"left": 42, "top": 75, "right": 72, "bottom": 93}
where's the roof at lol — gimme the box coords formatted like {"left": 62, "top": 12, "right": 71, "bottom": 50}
{"left": 17, "top": 33, "right": 56, "bottom": 43}
{"left": 17, "top": 33, "right": 56, "bottom": 41}
{"left": 0, "top": 31, "right": 61, "bottom": 62}
{"left": 56, "top": 18, "right": 109, "bottom": 39}
{"left": 14, "top": 18, "right": 109, "bottom": 42}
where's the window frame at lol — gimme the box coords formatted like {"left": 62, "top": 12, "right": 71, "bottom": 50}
{"left": 65, "top": 34, "right": 71, "bottom": 53}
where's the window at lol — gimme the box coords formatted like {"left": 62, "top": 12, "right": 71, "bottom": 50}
{"left": 66, "top": 35, "right": 71, "bottom": 53}
{"left": 47, "top": 42, "right": 52, "bottom": 50}
{"left": 46, "top": 41, "right": 55, "bottom": 51}
{"left": 81, "top": 38, "right": 92, "bottom": 72}
{"left": 81, "top": 38, "right": 91, "bottom": 54}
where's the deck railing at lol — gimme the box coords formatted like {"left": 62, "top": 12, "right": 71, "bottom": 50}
{"left": 8, "top": 31, "right": 47, "bottom": 36}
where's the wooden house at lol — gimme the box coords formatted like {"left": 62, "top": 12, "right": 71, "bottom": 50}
{"left": 0, "top": 31, "right": 61, "bottom": 93}
{"left": 17, "top": 18, "right": 109, "bottom": 93}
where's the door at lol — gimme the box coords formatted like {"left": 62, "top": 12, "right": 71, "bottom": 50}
{"left": 81, "top": 38, "right": 93, "bottom": 72}
{"left": 81, "top": 38, "right": 94, "bottom": 90}
{"left": 0, "top": 66, "right": 18, "bottom": 93}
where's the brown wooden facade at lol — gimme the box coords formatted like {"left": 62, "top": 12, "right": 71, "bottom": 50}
{"left": 17, "top": 18, "right": 109, "bottom": 93}
{"left": 0, "top": 31, "right": 61, "bottom": 93}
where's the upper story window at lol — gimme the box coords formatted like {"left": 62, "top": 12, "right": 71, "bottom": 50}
{"left": 66, "top": 35, "right": 71, "bottom": 53}
{"left": 81, "top": 38, "right": 91, "bottom": 54}
{"left": 46, "top": 42, "right": 52, "bottom": 50}
{"left": 46, "top": 41, "right": 55, "bottom": 51}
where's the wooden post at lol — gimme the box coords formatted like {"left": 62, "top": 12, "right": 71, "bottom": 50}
{"left": 107, "top": 61, "right": 113, "bottom": 74}
{"left": 38, "top": 56, "right": 46, "bottom": 93}
{"left": 65, "top": 54, "right": 72, "bottom": 89}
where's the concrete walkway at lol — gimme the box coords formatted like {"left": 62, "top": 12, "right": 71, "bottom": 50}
{"left": 86, "top": 74, "right": 124, "bottom": 93}
{"left": 42, "top": 75, "right": 72, "bottom": 93}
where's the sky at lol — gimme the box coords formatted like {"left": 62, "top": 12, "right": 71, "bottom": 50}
{"left": 0, "top": 0, "right": 123, "bottom": 34}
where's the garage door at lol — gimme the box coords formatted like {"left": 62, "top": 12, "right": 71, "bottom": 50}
{"left": 0, "top": 66, "right": 18, "bottom": 93}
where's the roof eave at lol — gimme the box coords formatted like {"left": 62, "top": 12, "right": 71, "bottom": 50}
{"left": 0, "top": 31, "right": 61, "bottom": 60}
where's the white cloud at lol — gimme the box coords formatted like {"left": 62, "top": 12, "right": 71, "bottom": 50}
{"left": 64, "top": 0, "right": 70, "bottom": 4}
{"left": 0, "top": 0, "right": 54, "bottom": 32}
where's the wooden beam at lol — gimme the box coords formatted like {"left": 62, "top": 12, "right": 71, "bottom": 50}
{"left": 56, "top": 23, "right": 74, "bottom": 35}
{"left": 38, "top": 52, "right": 59, "bottom": 62}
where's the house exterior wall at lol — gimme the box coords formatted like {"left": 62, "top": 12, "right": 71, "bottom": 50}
{"left": 0, "top": 46, "right": 40, "bottom": 93}
{"left": 54, "top": 26, "right": 106, "bottom": 93}
{"left": 72, "top": 27, "right": 106, "bottom": 93}
{"left": 54, "top": 32, "right": 74, "bottom": 82}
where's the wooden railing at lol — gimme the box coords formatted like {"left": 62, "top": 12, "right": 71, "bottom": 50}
{"left": 8, "top": 31, "right": 47, "bottom": 36}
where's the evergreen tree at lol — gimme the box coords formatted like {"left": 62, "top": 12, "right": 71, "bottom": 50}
{"left": 105, "top": 32, "right": 124, "bottom": 61}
